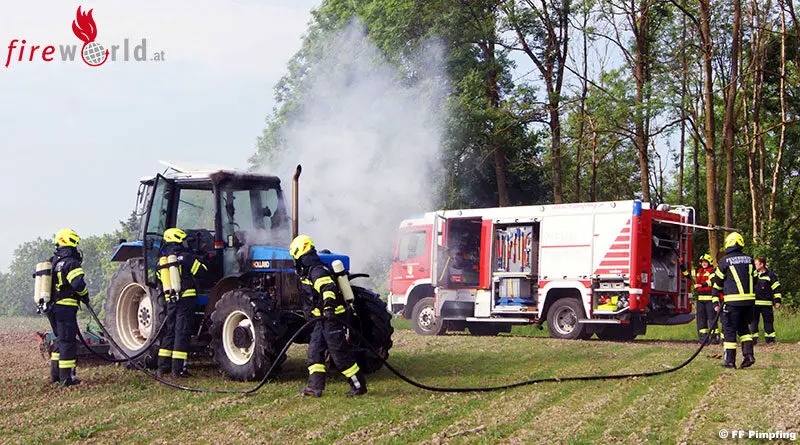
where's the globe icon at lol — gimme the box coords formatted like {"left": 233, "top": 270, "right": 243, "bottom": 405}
{"left": 82, "top": 42, "right": 107, "bottom": 66}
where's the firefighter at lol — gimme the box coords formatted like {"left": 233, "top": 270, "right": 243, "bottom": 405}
{"left": 750, "top": 257, "right": 782, "bottom": 344}
{"left": 712, "top": 232, "right": 757, "bottom": 369}
{"left": 156, "top": 228, "right": 208, "bottom": 378}
{"left": 48, "top": 228, "right": 89, "bottom": 386}
{"left": 693, "top": 254, "right": 720, "bottom": 344}
{"left": 290, "top": 235, "right": 367, "bottom": 397}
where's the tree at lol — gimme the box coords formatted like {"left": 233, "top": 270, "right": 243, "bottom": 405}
{"left": 502, "top": 0, "right": 572, "bottom": 204}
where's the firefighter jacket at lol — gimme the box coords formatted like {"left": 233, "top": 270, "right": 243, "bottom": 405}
{"left": 159, "top": 242, "right": 208, "bottom": 299}
{"left": 50, "top": 246, "right": 89, "bottom": 307}
{"left": 296, "top": 252, "right": 346, "bottom": 317}
{"left": 712, "top": 246, "right": 757, "bottom": 306}
{"left": 694, "top": 266, "right": 716, "bottom": 300}
{"left": 755, "top": 268, "right": 782, "bottom": 306}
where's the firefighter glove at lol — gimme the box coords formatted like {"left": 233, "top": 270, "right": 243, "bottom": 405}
{"left": 323, "top": 307, "right": 336, "bottom": 320}
{"left": 79, "top": 294, "right": 90, "bottom": 305}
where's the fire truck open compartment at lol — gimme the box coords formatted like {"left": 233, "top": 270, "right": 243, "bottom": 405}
{"left": 650, "top": 222, "right": 681, "bottom": 293}
{"left": 491, "top": 223, "right": 539, "bottom": 309}
{"left": 437, "top": 217, "right": 482, "bottom": 288}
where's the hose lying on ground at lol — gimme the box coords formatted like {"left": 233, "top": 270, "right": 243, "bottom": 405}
{"left": 79, "top": 301, "right": 722, "bottom": 394}
{"left": 76, "top": 314, "right": 169, "bottom": 364}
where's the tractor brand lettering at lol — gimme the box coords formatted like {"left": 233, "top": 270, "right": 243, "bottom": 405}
{"left": 252, "top": 261, "right": 271, "bottom": 269}
{"left": 4, "top": 6, "right": 166, "bottom": 69}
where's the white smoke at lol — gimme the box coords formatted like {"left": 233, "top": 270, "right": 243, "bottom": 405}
{"left": 258, "top": 20, "right": 447, "bottom": 271}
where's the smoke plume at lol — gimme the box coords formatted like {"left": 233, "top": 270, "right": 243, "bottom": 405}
{"left": 257, "top": 20, "right": 447, "bottom": 271}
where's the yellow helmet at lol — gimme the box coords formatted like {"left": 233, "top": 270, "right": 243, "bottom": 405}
{"left": 724, "top": 232, "right": 745, "bottom": 249}
{"left": 164, "top": 228, "right": 188, "bottom": 243}
{"left": 700, "top": 253, "right": 713, "bottom": 265}
{"left": 54, "top": 228, "right": 80, "bottom": 247}
{"left": 289, "top": 235, "right": 315, "bottom": 259}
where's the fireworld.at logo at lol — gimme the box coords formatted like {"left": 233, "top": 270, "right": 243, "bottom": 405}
{"left": 4, "top": 6, "right": 166, "bottom": 68}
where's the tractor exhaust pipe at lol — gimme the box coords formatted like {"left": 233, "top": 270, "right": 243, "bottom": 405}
{"left": 292, "top": 164, "right": 302, "bottom": 239}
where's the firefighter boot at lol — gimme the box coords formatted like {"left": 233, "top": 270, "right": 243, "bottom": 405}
{"left": 345, "top": 372, "right": 367, "bottom": 397}
{"left": 722, "top": 349, "right": 736, "bottom": 369}
{"left": 50, "top": 357, "right": 60, "bottom": 384}
{"left": 740, "top": 341, "right": 755, "bottom": 368}
{"left": 59, "top": 367, "right": 81, "bottom": 386}
{"left": 765, "top": 334, "right": 776, "bottom": 344}
{"left": 157, "top": 356, "right": 171, "bottom": 376}
{"left": 301, "top": 372, "right": 325, "bottom": 397}
{"left": 711, "top": 334, "right": 721, "bottom": 345}
{"left": 171, "top": 359, "right": 190, "bottom": 378}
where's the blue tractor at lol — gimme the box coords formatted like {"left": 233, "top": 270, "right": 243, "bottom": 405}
{"left": 103, "top": 165, "right": 393, "bottom": 381}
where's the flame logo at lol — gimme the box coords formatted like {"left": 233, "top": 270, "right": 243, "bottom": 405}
{"left": 71, "top": 6, "right": 108, "bottom": 67}
{"left": 72, "top": 7, "right": 97, "bottom": 43}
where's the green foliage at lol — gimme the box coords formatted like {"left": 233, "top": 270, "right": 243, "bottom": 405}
{"left": 0, "top": 213, "right": 140, "bottom": 317}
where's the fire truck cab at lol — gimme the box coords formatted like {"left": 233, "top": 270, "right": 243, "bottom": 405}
{"left": 388, "top": 200, "right": 696, "bottom": 340}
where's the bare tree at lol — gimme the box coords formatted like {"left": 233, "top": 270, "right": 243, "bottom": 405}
{"left": 769, "top": 0, "right": 790, "bottom": 221}
{"left": 502, "top": 0, "right": 571, "bottom": 204}
{"left": 722, "top": 0, "right": 743, "bottom": 230}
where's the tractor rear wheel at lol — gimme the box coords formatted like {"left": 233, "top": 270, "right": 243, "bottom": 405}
{"left": 349, "top": 286, "right": 394, "bottom": 373}
{"left": 210, "top": 289, "right": 282, "bottom": 381}
{"left": 104, "top": 258, "right": 163, "bottom": 368}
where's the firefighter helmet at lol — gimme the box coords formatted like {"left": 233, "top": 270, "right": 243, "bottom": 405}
{"left": 700, "top": 253, "right": 713, "bottom": 265}
{"left": 290, "top": 235, "right": 315, "bottom": 260}
{"left": 724, "top": 232, "right": 745, "bottom": 249}
{"left": 54, "top": 228, "right": 80, "bottom": 247}
{"left": 164, "top": 228, "right": 188, "bottom": 243}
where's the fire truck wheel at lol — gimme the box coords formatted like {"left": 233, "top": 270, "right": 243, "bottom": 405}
{"left": 596, "top": 324, "right": 637, "bottom": 341}
{"left": 411, "top": 297, "right": 446, "bottom": 335}
{"left": 546, "top": 298, "right": 589, "bottom": 340}
{"left": 210, "top": 289, "right": 282, "bottom": 381}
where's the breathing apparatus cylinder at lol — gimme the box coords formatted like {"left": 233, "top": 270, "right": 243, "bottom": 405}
{"left": 331, "top": 260, "right": 355, "bottom": 303}
{"left": 33, "top": 262, "right": 53, "bottom": 309}
{"left": 158, "top": 255, "right": 182, "bottom": 298}
{"left": 167, "top": 255, "right": 181, "bottom": 295}
{"left": 158, "top": 256, "right": 173, "bottom": 295}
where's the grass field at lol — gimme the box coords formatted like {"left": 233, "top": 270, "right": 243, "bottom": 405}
{"left": 1, "top": 313, "right": 799, "bottom": 444}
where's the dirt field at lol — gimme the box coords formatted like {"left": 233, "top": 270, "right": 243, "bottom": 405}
{"left": 1, "top": 318, "right": 799, "bottom": 444}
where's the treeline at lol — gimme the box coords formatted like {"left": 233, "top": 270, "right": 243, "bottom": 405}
{"left": 0, "top": 214, "right": 139, "bottom": 317}
{"left": 252, "top": 0, "right": 799, "bottom": 308}
{"left": 3, "top": 1, "right": 797, "bottom": 315}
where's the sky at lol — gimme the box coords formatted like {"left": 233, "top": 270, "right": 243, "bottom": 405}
{"left": 0, "top": 0, "right": 321, "bottom": 271}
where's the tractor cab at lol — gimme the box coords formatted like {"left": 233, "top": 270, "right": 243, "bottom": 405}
{"left": 140, "top": 171, "right": 290, "bottom": 288}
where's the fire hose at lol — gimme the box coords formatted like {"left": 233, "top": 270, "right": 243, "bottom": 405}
{"left": 77, "top": 301, "right": 722, "bottom": 395}
{"left": 76, "top": 312, "right": 169, "bottom": 364}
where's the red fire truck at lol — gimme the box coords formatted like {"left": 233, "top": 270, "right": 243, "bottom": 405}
{"left": 388, "top": 200, "right": 697, "bottom": 340}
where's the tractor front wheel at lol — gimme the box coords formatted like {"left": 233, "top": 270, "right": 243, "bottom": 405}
{"left": 210, "top": 289, "right": 282, "bottom": 381}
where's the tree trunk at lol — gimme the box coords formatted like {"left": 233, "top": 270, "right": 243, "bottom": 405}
{"left": 770, "top": 0, "right": 789, "bottom": 221}
{"left": 551, "top": 107, "right": 564, "bottom": 204}
{"left": 678, "top": 11, "right": 687, "bottom": 200}
{"left": 575, "top": 4, "right": 589, "bottom": 202}
{"left": 590, "top": 120, "right": 598, "bottom": 202}
{"left": 722, "top": 0, "right": 742, "bottom": 230}
{"left": 699, "top": 0, "right": 719, "bottom": 258}
{"left": 633, "top": 0, "right": 651, "bottom": 202}
{"left": 480, "top": 37, "right": 508, "bottom": 207}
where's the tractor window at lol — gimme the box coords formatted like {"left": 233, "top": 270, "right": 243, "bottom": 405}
{"left": 176, "top": 189, "right": 216, "bottom": 233}
{"left": 221, "top": 188, "right": 285, "bottom": 244}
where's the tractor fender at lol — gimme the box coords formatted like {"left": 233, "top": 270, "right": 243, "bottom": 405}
{"left": 205, "top": 275, "right": 246, "bottom": 318}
